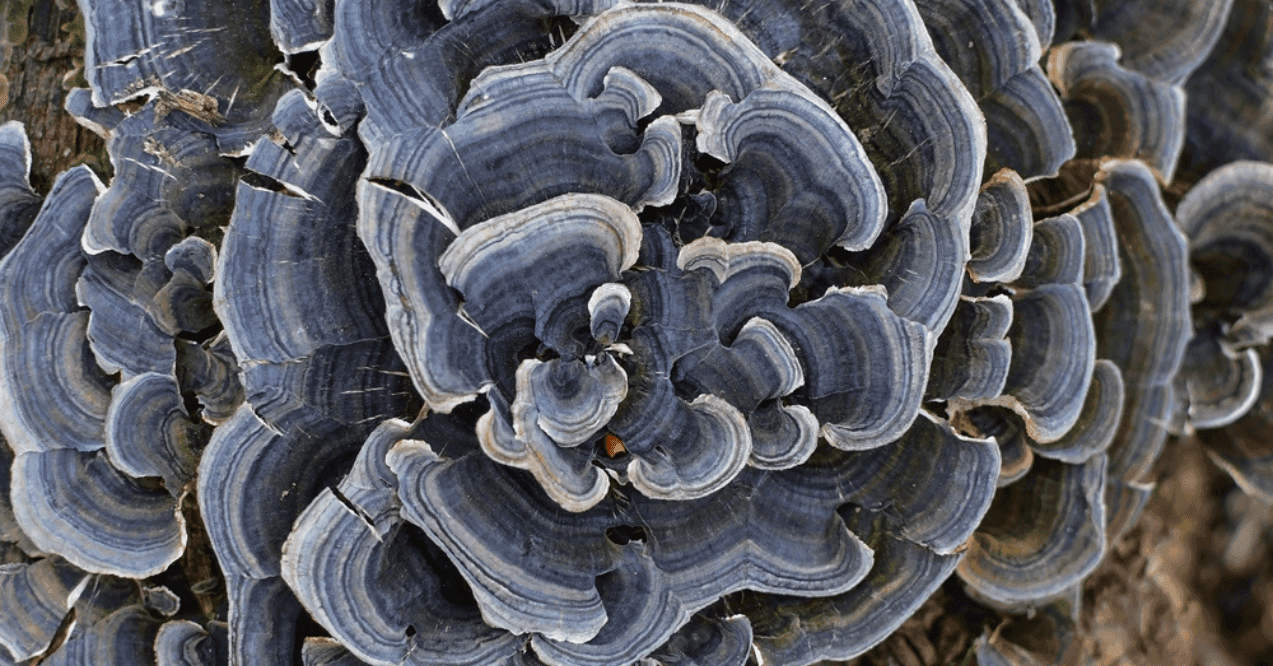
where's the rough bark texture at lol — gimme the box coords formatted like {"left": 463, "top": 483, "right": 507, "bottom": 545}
{"left": 1, "top": 0, "right": 108, "bottom": 194}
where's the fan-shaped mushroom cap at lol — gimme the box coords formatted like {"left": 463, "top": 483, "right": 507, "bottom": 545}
{"left": 984, "top": 283, "right": 1096, "bottom": 443}
{"left": 1178, "top": 161, "right": 1273, "bottom": 344}
{"left": 105, "top": 372, "right": 205, "bottom": 494}
{"left": 927, "top": 295, "right": 1013, "bottom": 402}
{"left": 1094, "top": 161, "right": 1192, "bottom": 480}
{"left": 215, "top": 167, "right": 385, "bottom": 367}
{"left": 11, "top": 449, "right": 186, "bottom": 577}
{"left": 198, "top": 405, "right": 366, "bottom": 580}
{"left": 480, "top": 373, "right": 613, "bottom": 512}
{"left": 968, "top": 169, "right": 1033, "bottom": 284}
{"left": 1089, "top": 0, "right": 1235, "bottom": 85}
{"left": 438, "top": 194, "right": 642, "bottom": 356}
{"left": 356, "top": 182, "right": 490, "bottom": 412}
{"left": 965, "top": 408, "right": 1035, "bottom": 487}
{"left": 694, "top": 86, "right": 886, "bottom": 261}
{"left": 915, "top": 0, "right": 1073, "bottom": 179}
{"left": 588, "top": 283, "right": 630, "bottom": 345}
{"left": 1029, "top": 359, "right": 1125, "bottom": 464}
{"left": 1016, "top": 214, "right": 1086, "bottom": 289}
{"left": 242, "top": 338, "right": 419, "bottom": 434}
{"left": 761, "top": 286, "right": 932, "bottom": 451}
{"left": 386, "top": 443, "right": 622, "bottom": 642}
{"left": 742, "top": 507, "right": 967, "bottom": 666}
{"left": 0, "top": 558, "right": 87, "bottom": 662}
{"left": 780, "top": 412, "right": 1000, "bottom": 553}
{"left": 628, "top": 465, "right": 876, "bottom": 609}
{"left": 76, "top": 253, "right": 175, "bottom": 379}
{"left": 850, "top": 199, "right": 969, "bottom": 332}
{"left": 1, "top": 310, "right": 112, "bottom": 456}
{"left": 174, "top": 336, "right": 243, "bottom": 425}
{"left": 702, "top": 0, "right": 986, "bottom": 228}
{"left": 367, "top": 67, "right": 680, "bottom": 231}
{"left": 522, "top": 357, "right": 627, "bottom": 448}
{"left": 0, "top": 166, "right": 188, "bottom": 578}
{"left": 646, "top": 614, "right": 753, "bottom": 666}
{"left": 40, "top": 605, "right": 163, "bottom": 666}
{"left": 283, "top": 470, "right": 520, "bottom": 664}
{"left": 80, "top": 0, "right": 293, "bottom": 151}
{"left": 1071, "top": 184, "right": 1122, "bottom": 310}
{"left": 958, "top": 455, "right": 1107, "bottom": 607}
{"left": 387, "top": 435, "right": 880, "bottom": 646}
{"left": 1181, "top": 0, "right": 1273, "bottom": 180}
{"left": 223, "top": 575, "right": 305, "bottom": 666}
{"left": 1048, "top": 42, "right": 1186, "bottom": 182}
{"left": 83, "top": 106, "right": 236, "bottom": 260}
{"left": 155, "top": 619, "right": 228, "bottom": 666}
{"left": 529, "top": 544, "right": 692, "bottom": 665}
{"left": 1179, "top": 335, "right": 1262, "bottom": 430}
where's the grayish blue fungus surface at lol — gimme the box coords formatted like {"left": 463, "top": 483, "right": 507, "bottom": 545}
{"left": 0, "top": 0, "right": 1271, "bottom": 664}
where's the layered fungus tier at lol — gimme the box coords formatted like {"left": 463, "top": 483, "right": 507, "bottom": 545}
{"left": 0, "top": 0, "right": 1270, "bottom": 664}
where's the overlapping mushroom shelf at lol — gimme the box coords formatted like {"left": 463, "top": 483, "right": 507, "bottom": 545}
{"left": 1, "top": 0, "right": 1272, "bottom": 664}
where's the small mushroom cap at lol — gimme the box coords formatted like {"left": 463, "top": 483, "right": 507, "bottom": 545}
{"left": 968, "top": 169, "right": 1033, "bottom": 284}
{"left": 368, "top": 71, "right": 681, "bottom": 231}
{"left": 222, "top": 575, "right": 305, "bottom": 666}
{"left": 1071, "top": 184, "right": 1122, "bottom": 311}
{"left": 927, "top": 295, "right": 1013, "bottom": 402}
{"left": 1015, "top": 214, "right": 1086, "bottom": 289}
{"left": 646, "top": 614, "right": 754, "bottom": 666}
{"left": 694, "top": 86, "right": 886, "bottom": 261}
{"left": 780, "top": 412, "right": 1000, "bottom": 554}
{"left": 11, "top": 449, "right": 185, "bottom": 577}
{"left": 83, "top": 106, "right": 236, "bottom": 260}
{"left": 174, "top": 336, "right": 244, "bottom": 425}
{"left": 283, "top": 475, "right": 519, "bottom": 665}
{"left": 105, "top": 372, "right": 206, "bottom": 494}
{"left": 356, "top": 181, "right": 490, "bottom": 412}
{"left": 76, "top": 254, "right": 176, "bottom": 378}
{"left": 1178, "top": 334, "right": 1262, "bottom": 430}
{"left": 743, "top": 506, "right": 966, "bottom": 665}
{"left": 1178, "top": 161, "right": 1273, "bottom": 344}
{"left": 438, "top": 193, "right": 641, "bottom": 352}
{"left": 847, "top": 198, "right": 968, "bottom": 333}
{"left": 915, "top": 0, "right": 1073, "bottom": 179}
{"left": 1048, "top": 42, "right": 1186, "bottom": 182}
{"left": 1089, "top": 0, "right": 1235, "bottom": 85}
{"left": 991, "top": 283, "right": 1096, "bottom": 443}
{"left": 480, "top": 386, "right": 611, "bottom": 513}
{"left": 1029, "top": 359, "right": 1125, "bottom": 464}
{"left": 154, "top": 619, "right": 227, "bottom": 666}
{"left": 1198, "top": 351, "right": 1273, "bottom": 502}
{"left": 388, "top": 443, "right": 620, "bottom": 642}
{"left": 958, "top": 455, "right": 1108, "bottom": 606}
{"left": 197, "top": 402, "right": 376, "bottom": 581}
{"left": 1093, "top": 161, "right": 1192, "bottom": 488}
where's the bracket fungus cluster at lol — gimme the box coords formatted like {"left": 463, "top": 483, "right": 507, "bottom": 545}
{"left": 2, "top": 0, "right": 1273, "bottom": 664}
